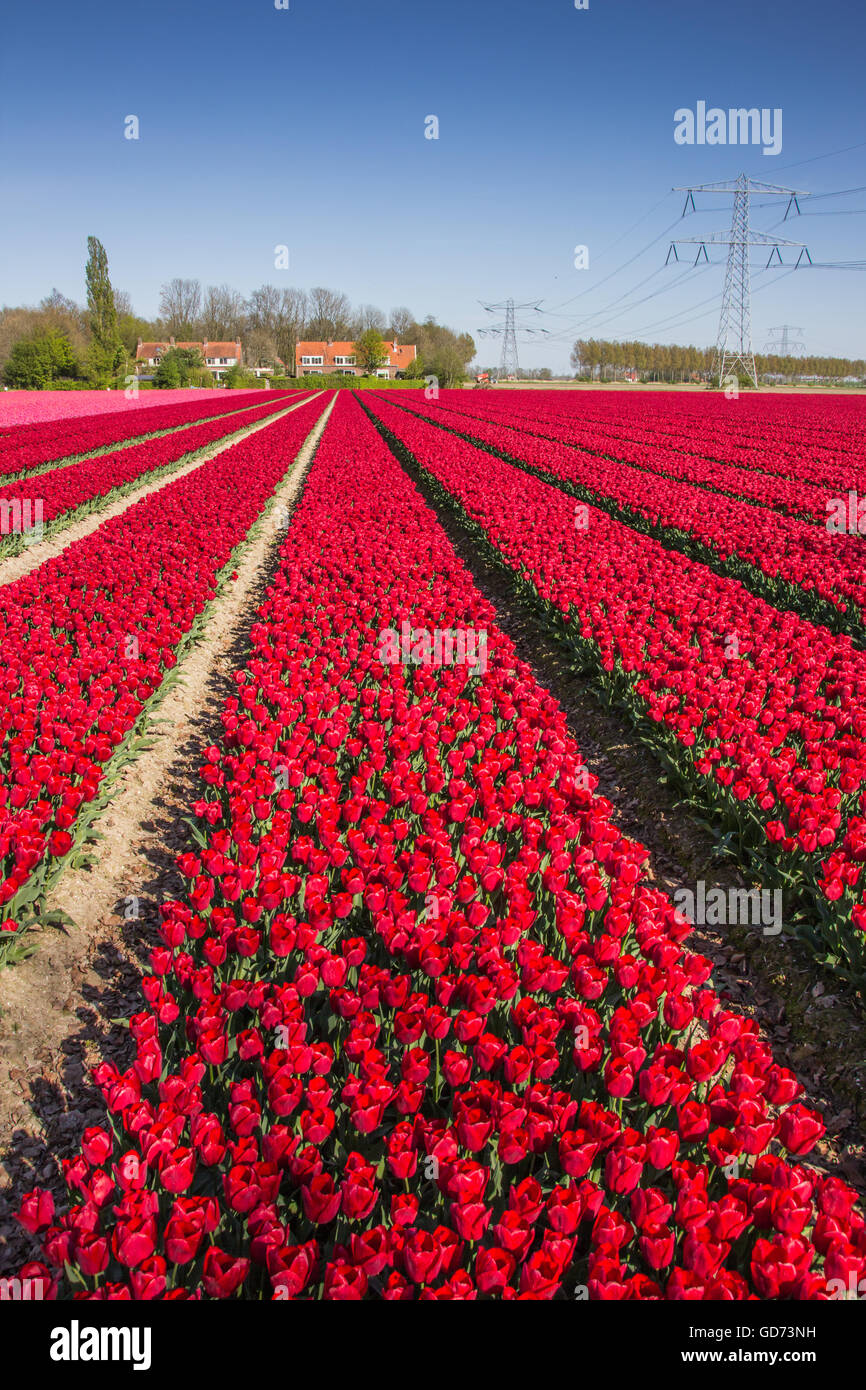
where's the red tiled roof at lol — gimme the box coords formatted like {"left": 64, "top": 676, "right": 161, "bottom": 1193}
{"left": 295, "top": 340, "right": 417, "bottom": 367}
{"left": 389, "top": 344, "right": 417, "bottom": 368}
{"left": 135, "top": 341, "right": 241, "bottom": 360}
{"left": 200, "top": 343, "right": 242, "bottom": 358}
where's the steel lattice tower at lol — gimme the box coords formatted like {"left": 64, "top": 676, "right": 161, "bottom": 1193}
{"left": 500, "top": 300, "right": 519, "bottom": 377}
{"left": 717, "top": 175, "right": 757, "bottom": 387}
{"left": 764, "top": 324, "right": 805, "bottom": 356}
{"left": 668, "top": 175, "right": 812, "bottom": 387}
{"left": 477, "top": 299, "right": 543, "bottom": 378}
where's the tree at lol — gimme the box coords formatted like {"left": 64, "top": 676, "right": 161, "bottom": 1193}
{"left": 352, "top": 303, "right": 386, "bottom": 336}
{"left": 114, "top": 291, "right": 153, "bottom": 356}
{"left": 222, "top": 363, "right": 258, "bottom": 388}
{"left": 201, "top": 284, "right": 246, "bottom": 340}
{"left": 353, "top": 328, "right": 388, "bottom": 376}
{"left": 41, "top": 288, "right": 86, "bottom": 332}
{"left": 402, "top": 353, "right": 426, "bottom": 380}
{"left": 243, "top": 325, "right": 279, "bottom": 370}
{"left": 153, "top": 346, "right": 206, "bottom": 388}
{"left": 273, "top": 287, "right": 307, "bottom": 376}
{"left": 85, "top": 237, "right": 124, "bottom": 382}
{"left": 388, "top": 306, "right": 415, "bottom": 341}
{"left": 430, "top": 343, "right": 466, "bottom": 387}
{"left": 247, "top": 284, "right": 307, "bottom": 374}
{"left": 153, "top": 352, "right": 180, "bottom": 388}
{"left": 305, "top": 286, "right": 353, "bottom": 341}
{"left": 247, "top": 284, "right": 281, "bottom": 340}
{"left": 410, "top": 316, "right": 475, "bottom": 385}
{"left": 3, "top": 331, "right": 80, "bottom": 388}
{"left": 158, "top": 279, "right": 202, "bottom": 338}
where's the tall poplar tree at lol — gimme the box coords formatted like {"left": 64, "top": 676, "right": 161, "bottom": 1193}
{"left": 85, "top": 236, "right": 123, "bottom": 381}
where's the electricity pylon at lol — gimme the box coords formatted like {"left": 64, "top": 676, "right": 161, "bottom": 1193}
{"left": 478, "top": 299, "right": 543, "bottom": 378}
{"left": 764, "top": 325, "right": 805, "bottom": 356}
{"left": 668, "top": 174, "right": 811, "bottom": 387}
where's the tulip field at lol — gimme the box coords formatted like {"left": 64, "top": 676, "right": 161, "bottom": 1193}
{"left": 3, "top": 386, "right": 866, "bottom": 1304}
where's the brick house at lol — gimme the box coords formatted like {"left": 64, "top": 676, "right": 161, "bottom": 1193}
{"left": 295, "top": 339, "right": 417, "bottom": 379}
{"left": 136, "top": 338, "right": 243, "bottom": 381}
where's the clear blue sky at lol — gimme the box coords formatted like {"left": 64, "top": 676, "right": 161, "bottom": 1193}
{"left": 0, "top": 0, "right": 864, "bottom": 370}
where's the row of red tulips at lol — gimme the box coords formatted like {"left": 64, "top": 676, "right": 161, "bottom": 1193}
{"left": 0, "top": 393, "right": 313, "bottom": 552}
{"left": 0, "top": 391, "right": 292, "bottom": 475}
{"left": 542, "top": 392, "right": 864, "bottom": 483}
{"left": 0, "top": 393, "right": 328, "bottom": 950}
{"left": 362, "top": 394, "right": 866, "bottom": 988}
{"left": 377, "top": 394, "right": 866, "bottom": 637}
{"left": 15, "top": 394, "right": 862, "bottom": 1300}
{"left": 419, "top": 393, "right": 829, "bottom": 520}
{"left": 434, "top": 390, "right": 863, "bottom": 495}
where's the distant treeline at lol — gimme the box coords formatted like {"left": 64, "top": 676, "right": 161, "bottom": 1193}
{"left": 570, "top": 338, "right": 865, "bottom": 382}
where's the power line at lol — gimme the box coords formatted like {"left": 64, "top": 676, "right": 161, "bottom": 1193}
{"left": 541, "top": 211, "right": 684, "bottom": 314}
{"left": 802, "top": 184, "right": 866, "bottom": 200}
{"left": 772, "top": 139, "right": 866, "bottom": 174}
{"left": 541, "top": 267, "right": 703, "bottom": 344}
{"left": 626, "top": 267, "right": 792, "bottom": 341}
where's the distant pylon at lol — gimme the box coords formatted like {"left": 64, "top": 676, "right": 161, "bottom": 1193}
{"left": 764, "top": 324, "right": 805, "bottom": 356}
{"left": 669, "top": 174, "right": 812, "bottom": 387}
{"left": 501, "top": 300, "right": 519, "bottom": 377}
{"left": 477, "top": 298, "right": 543, "bottom": 378}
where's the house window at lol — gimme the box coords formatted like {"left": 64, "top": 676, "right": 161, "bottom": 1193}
{"left": 334, "top": 356, "right": 355, "bottom": 366}
{"left": 301, "top": 355, "right": 323, "bottom": 366}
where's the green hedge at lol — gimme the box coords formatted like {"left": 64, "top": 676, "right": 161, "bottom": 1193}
{"left": 285, "top": 373, "right": 426, "bottom": 390}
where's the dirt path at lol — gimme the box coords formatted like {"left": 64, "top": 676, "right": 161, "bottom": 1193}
{"left": 0, "top": 392, "right": 322, "bottom": 590}
{"left": 0, "top": 395, "right": 335, "bottom": 1273}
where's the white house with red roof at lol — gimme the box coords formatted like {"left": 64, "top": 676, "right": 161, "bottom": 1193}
{"left": 295, "top": 339, "right": 417, "bottom": 379}
{"left": 135, "top": 338, "right": 243, "bottom": 381}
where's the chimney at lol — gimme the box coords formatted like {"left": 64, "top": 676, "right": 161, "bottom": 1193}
{"left": 169, "top": 335, "right": 176, "bottom": 347}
